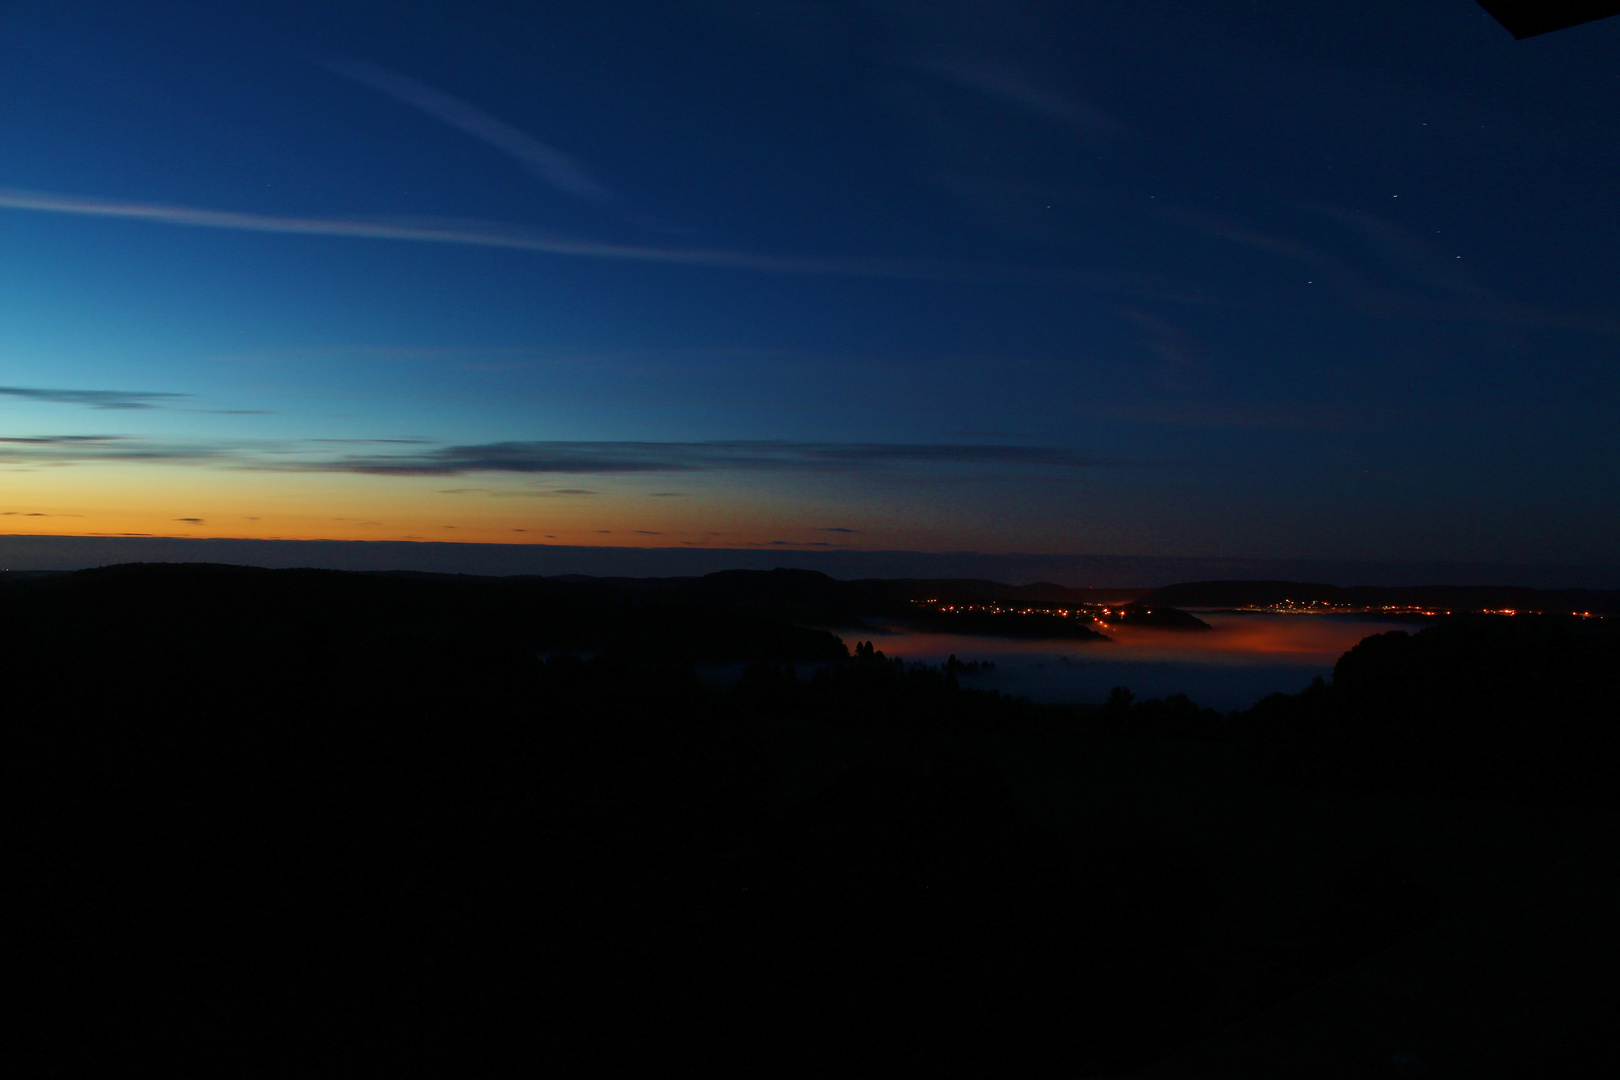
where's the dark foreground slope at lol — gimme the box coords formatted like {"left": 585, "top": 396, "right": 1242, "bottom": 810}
{"left": 1234, "top": 615, "right": 1620, "bottom": 807}
{"left": 0, "top": 561, "right": 850, "bottom": 662}
{"left": 6, "top": 565, "right": 1617, "bottom": 1076}
{"left": 1, "top": 565, "right": 1202, "bottom": 1076}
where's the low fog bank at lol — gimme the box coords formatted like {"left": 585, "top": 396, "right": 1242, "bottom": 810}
{"left": 861, "top": 614, "right": 1422, "bottom": 712}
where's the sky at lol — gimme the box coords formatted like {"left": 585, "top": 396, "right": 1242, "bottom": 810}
{"left": 1, "top": 0, "right": 1617, "bottom": 568}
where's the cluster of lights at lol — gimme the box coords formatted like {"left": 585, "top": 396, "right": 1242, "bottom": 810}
{"left": 1242, "top": 602, "right": 1454, "bottom": 617}
{"left": 922, "top": 601, "right": 1079, "bottom": 617}
{"left": 917, "top": 599, "right": 1604, "bottom": 621}
{"left": 913, "top": 599, "right": 1133, "bottom": 625}
{"left": 1240, "top": 601, "right": 1602, "bottom": 620}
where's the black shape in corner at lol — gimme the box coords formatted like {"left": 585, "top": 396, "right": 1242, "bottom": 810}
{"left": 1476, "top": 0, "right": 1620, "bottom": 38}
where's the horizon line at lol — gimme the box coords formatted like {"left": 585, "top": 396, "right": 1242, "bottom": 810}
{"left": 2, "top": 533, "right": 1615, "bottom": 590}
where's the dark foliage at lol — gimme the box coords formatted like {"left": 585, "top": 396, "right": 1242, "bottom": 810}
{"left": 1234, "top": 616, "right": 1620, "bottom": 806}
{"left": 729, "top": 640, "right": 1045, "bottom": 734}
{"left": 2, "top": 561, "right": 849, "bottom": 663}
{"left": 4, "top": 565, "right": 1219, "bottom": 1077}
{"left": 1085, "top": 614, "right": 1620, "bottom": 807}
{"left": 12, "top": 565, "right": 1606, "bottom": 1074}
{"left": 1092, "top": 687, "right": 1230, "bottom": 740}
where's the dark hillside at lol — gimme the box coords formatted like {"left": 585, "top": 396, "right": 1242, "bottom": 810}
{"left": 1106, "top": 602, "right": 1213, "bottom": 630}
{"left": 0, "top": 564, "right": 1208, "bottom": 1076}
{"left": 1235, "top": 616, "right": 1620, "bottom": 807}
{"left": 1, "top": 562, "right": 848, "bottom": 663}
{"left": 515, "top": 569, "right": 1146, "bottom": 624}
{"left": 9, "top": 564, "right": 1615, "bottom": 1075}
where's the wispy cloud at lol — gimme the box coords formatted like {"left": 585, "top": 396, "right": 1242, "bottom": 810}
{"left": 307, "top": 437, "right": 437, "bottom": 444}
{"left": 315, "top": 57, "right": 615, "bottom": 204}
{"left": 0, "top": 435, "right": 127, "bottom": 444}
{"left": 1117, "top": 400, "right": 1349, "bottom": 432}
{"left": 0, "top": 190, "right": 1225, "bottom": 304}
{"left": 300, "top": 440, "right": 1125, "bottom": 477}
{"left": 0, "top": 188, "right": 975, "bottom": 280}
{"left": 1165, "top": 207, "right": 1620, "bottom": 336}
{"left": 0, "top": 435, "right": 1132, "bottom": 477}
{"left": 1308, "top": 204, "right": 1491, "bottom": 300}
{"left": 907, "top": 55, "right": 1119, "bottom": 133}
{"left": 0, "top": 435, "right": 230, "bottom": 465}
{"left": 0, "top": 386, "right": 187, "bottom": 410}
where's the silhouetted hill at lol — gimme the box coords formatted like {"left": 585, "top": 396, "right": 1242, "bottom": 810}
{"left": 1, "top": 562, "right": 1215, "bottom": 1075}
{"left": 622, "top": 570, "right": 1141, "bottom": 616}
{"left": 1083, "top": 613, "right": 1620, "bottom": 809}
{"left": 0, "top": 562, "right": 848, "bottom": 664}
{"left": 1234, "top": 615, "right": 1620, "bottom": 806}
{"left": 483, "top": 568, "right": 1145, "bottom": 632}
{"left": 874, "top": 577, "right": 1146, "bottom": 605}
{"left": 1107, "top": 602, "right": 1213, "bottom": 630}
{"left": 9, "top": 563, "right": 1615, "bottom": 1074}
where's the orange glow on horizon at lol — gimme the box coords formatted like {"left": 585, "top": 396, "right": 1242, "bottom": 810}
{"left": 0, "top": 461, "right": 923, "bottom": 549}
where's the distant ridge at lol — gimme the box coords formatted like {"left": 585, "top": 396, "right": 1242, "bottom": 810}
{"left": 3, "top": 534, "right": 1616, "bottom": 590}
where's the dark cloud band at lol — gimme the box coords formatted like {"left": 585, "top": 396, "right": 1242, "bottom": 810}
{"left": 0, "top": 386, "right": 187, "bottom": 410}
{"left": 307, "top": 440, "right": 1122, "bottom": 476}
{"left": 0, "top": 436, "right": 1129, "bottom": 476}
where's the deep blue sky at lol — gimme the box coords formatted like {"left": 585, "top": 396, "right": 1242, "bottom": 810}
{"left": 1, "top": 1, "right": 1616, "bottom": 565}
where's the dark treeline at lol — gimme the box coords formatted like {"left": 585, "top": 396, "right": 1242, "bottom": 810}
{"left": 0, "top": 562, "right": 1180, "bottom": 641}
{"left": 2, "top": 561, "right": 850, "bottom": 662}
{"left": 1235, "top": 616, "right": 1620, "bottom": 807}
{"left": 6, "top": 564, "right": 1616, "bottom": 1074}
{"left": 1089, "top": 615, "right": 1619, "bottom": 807}
{"left": 2, "top": 565, "right": 1197, "bottom": 1075}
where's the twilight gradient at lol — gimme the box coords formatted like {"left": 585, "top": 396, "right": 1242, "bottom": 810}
{"left": 1, "top": 1, "right": 1616, "bottom": 564}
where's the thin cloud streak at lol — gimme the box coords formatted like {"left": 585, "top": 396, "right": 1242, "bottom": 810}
{"left": 0, "top": 435, "right": 126, "bottom": 444}
{"left": 0, "top": 188, "right": 1226, "bottom": 301}
{"left": 305, "top": 440, "right": 1127, "bottom": 477}
{"left": 316, "top": 57, "right": 615, "bottom": 203}
{"left": 1163, "top": 206, "right": 1620, "bottom": 336}
{"left": 0, "top": 385, "right": 188, "bottom": 410}
{"left": 1162, "top": 207, "right": 1620, "bottom": 336}
{"left": 0, "top": 188, "right": 972, "bottom": 279}
{"left": 0, "top": 435, "right": 1133, "bottom": 476}
{"left": 0, "top": 435, "right": 230, "bottom": 464}
{"left": 907, "top": 55, "right": 1120, "bottom": 133}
